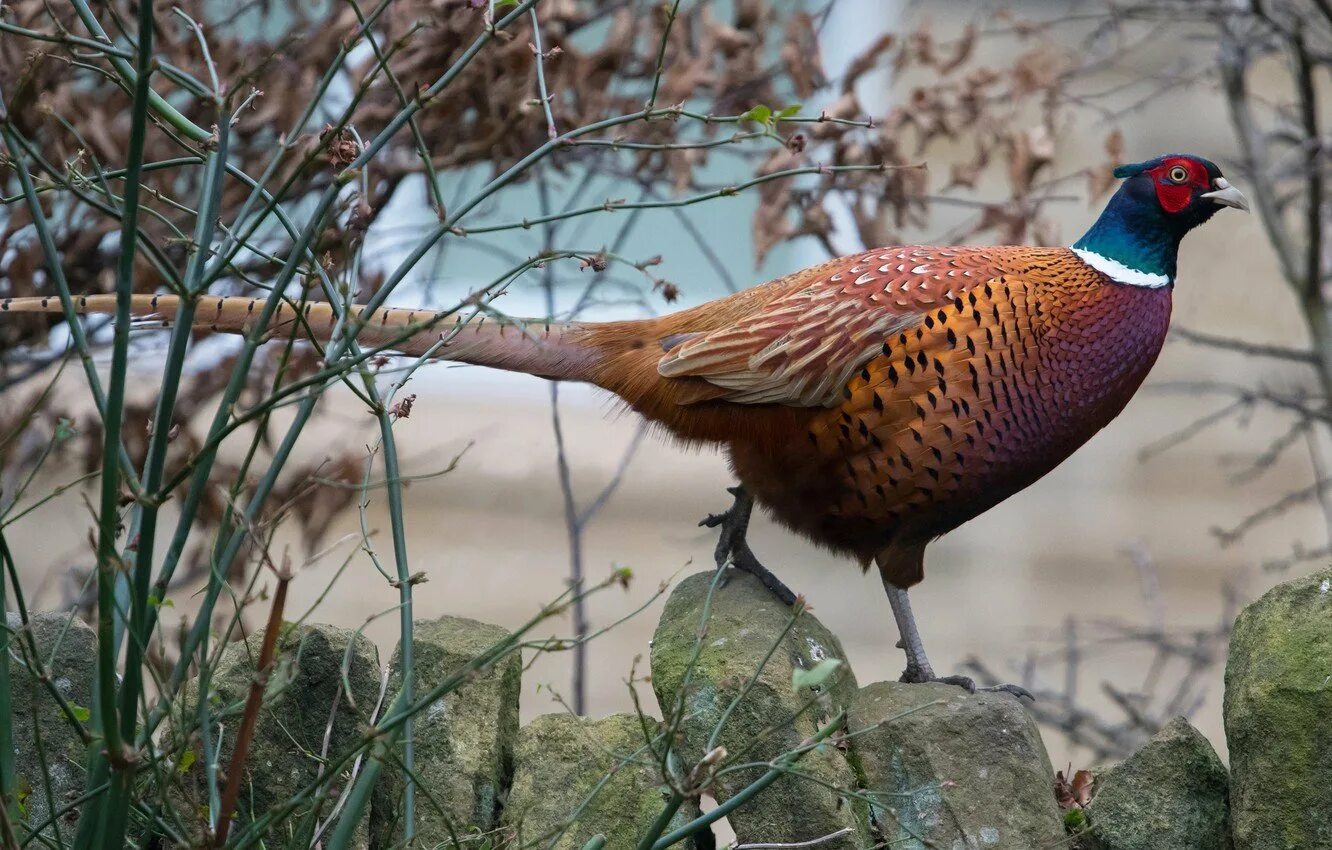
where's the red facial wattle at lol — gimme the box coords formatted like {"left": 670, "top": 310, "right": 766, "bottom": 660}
{"left": 1149, "top": 158, "right": 1208, "bottom": 214}
{"left": 1155, "top": 179, "right": 1192, "bottom": 213}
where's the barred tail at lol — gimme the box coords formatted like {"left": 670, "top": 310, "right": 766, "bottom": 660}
{"left": 0, "top": 294, "right": 600, "bottom": 382}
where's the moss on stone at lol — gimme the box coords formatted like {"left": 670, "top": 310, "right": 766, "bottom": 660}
{"left": 1083, "top": 717, "right": 1229, "bottom": 850}
{"left": 370, "top": 615, "right": 521, "bottom": 849}
{"left": 7, "top": 612, "right": 95, "bottom": 842}
{"left": 847, "top": 681, "right": 1064, "bottom": 850}
{"left": 501, "top": 712, "right": 697, "bottom": 849}
{"left": 1225, "top": 567, "right": 1332, "bottom": 850}
{"left": 179, "top": 622, "right": 380, "bottom": 849}
{"left": 650, "top": 570, "right": 869, "bottom": 848}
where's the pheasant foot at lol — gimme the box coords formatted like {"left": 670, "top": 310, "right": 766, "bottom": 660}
{"left": 700, "top": 485, "right": 798, "bottom": 606}
{"left": 896, "top": 659, "right": 1033, "bottom": 700}
{"left": 884, "top": 580, "right": 1033, "bottom": 700}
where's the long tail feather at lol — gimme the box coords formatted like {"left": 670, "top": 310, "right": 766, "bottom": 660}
{"left": 0, "top": 294, "right": 599, "bottom": 381}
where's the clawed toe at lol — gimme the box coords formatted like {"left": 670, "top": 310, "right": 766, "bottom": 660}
{"left": 932, "top": 674, "right": 978, "bottom": 692}
{"left": 896, "top": 670, "right": 1035, "bottom": 701}
{"left": 699, "top": 511, "right": 727, "bottom": 529}
{"left": 898, "top": 669, "right": 975, "bottom": 691}
{"left": 980, "top": 682, "right": 1034, "bottom": 701}
{"left": 700, "top": 486, "right": 746, "bottom": 529}
{"left": 702, "top": 486, "right": 800, "bottom": 607}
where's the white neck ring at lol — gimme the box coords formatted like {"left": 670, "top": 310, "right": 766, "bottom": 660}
{"left": 1071, "top": 247, "right": 1172, "bottom": 288}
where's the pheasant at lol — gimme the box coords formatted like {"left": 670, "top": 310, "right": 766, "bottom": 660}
{"left": 1, "top": 153, "right": 1246, "bottom": 688}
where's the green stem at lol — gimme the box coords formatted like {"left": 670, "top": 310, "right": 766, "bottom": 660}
{"left": 0, "top": 523, "right": 16, "bottom": 837}
{"left": 344, "top": 131, "right": 418, "bottom": 843}
{"left": 1, "top": 126, "right": 187, "bottom": 299}
{"left": 154, "top": 188, "right": 341, "bottom": 704}
{"left": 78, "top": 0, "right": 158, "bottom": 843}
{"left": 26, "top": 685, "right": 64, "bottom": 849}
{"left": 345, "top": 0, "right": 447, "bottom": 215}
{"left": 66, "top": 0, "right": 212, "bottom": 143}
{"left": 649, "top": 712, "right": 847, "bottom": 850}
{"left": 706, "top": 608, "right": 802, "bottom": 753}
{"left": 146, "top": 1, "right": 543, "bottom": 733}
{"left": 644, "top": 0, "right": 682, "bottom": 111}
{"left": 321, "top": 690, "right": 401, "bottom": 850}
{"left": 231, "top": 577, "right": 607, "bottom": 847}
{"left": 199, "top": 0, "right": 400, "bottom": 286}
{"left": 368, "top": 404, "right": 416, "bottom": 838}
{"left": 0, "top": 126, "right": 146, "bottom": 493}
{"left": 116, "top": 120, "right": 231, "bottom": 747}
{"left": 19, "top": 782, "right": 109, "bottom": 848}
{"left": 0, "top": 155, "right": 203, "bottom": 205}
{"left": 635, "top": 794, "right": 683, "bottom": 850}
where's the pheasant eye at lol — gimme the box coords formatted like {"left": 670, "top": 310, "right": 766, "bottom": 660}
{"left": 1167, "top": 165, "right": 1189, "bottom": 183}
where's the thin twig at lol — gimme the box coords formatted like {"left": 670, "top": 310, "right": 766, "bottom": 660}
{"left": 1294, "top": 26, "right": 1324, "bottom": 303}
{"left": 1171, "top": 326, "right": 1316, "bottom": 364}
{"left": 213, "top": 559, "right": 293, "bottom": 846}
{"left": 734, "top": 828, "right": 855, "bottom": 849}
{"left": 530, "top": 7, "right": 559, "bottom": 139}
{"left": 645, "top": 0, "right": 683, "bottom": 111}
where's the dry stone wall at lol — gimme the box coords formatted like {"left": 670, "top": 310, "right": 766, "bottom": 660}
{"left": 7, "top": 567, "right": 1332, "bottom": 848}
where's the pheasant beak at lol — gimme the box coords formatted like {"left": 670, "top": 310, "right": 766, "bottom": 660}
{"left": 1201, "top": 177, "right": 1250, "bottom": 212}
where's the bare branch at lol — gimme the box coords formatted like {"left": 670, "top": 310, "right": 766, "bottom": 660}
{"left": 1171, "top": 326, "right": 1316, "bottom": 364}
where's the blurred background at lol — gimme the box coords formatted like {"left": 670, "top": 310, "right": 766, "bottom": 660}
{"left": 1, "top": 0, "right": 1326, "bottom": 771}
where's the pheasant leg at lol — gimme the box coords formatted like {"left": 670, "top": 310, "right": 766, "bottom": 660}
{"left": 701, "top": 486, "right": 798, "bottom": 606}
{"left": 881, "top": 578, "right": 1033, "bottom": 700}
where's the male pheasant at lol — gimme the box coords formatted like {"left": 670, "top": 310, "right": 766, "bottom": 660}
{"left": 0, "top": 153, "right": 1247, "bottom": 687}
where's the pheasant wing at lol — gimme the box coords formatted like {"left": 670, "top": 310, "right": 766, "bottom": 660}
{"left": 657, "top": 247, "right": 1003, "bottom": 407}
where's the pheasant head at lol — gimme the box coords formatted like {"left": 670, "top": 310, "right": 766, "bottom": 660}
{"left": 1072, "top": 153, "right": 1249, "bottom": 287}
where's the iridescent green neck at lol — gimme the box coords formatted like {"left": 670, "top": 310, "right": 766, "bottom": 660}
{"left": 1071, "top": 186, "right": 1184, "bottom": 286}
{"left": 1072, "top": 219, "right": 1177, "bottom": 283}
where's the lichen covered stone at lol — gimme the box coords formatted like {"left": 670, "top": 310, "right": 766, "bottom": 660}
{"left": 7, "top": 612, "right": 96, "bottom": 842}
{"left": 370, "top": 615, "right": 520, "bottom": 848}
{"left": 181, "top": 622, "right": 380, "bottom": 848}
{"left": 848, "top": 681, "right": 1064, "bottom": 849}
{"left": 1225, "top": 567, "right": 1332, "bottom": 850}
{"left": 1083, "top": 717, "right": 1229, "bottom": 850}
{"left": 501, "top": 712, "right": 697, "bottom": 849}
{"left": 650, "top": 570, "right": 868, "bottom": 848}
